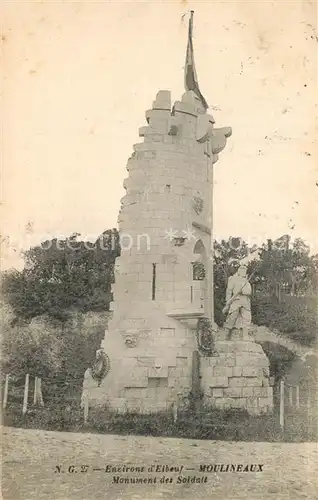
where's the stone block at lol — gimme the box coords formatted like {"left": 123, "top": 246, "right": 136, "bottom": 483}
{"left": 224, "top": 387, "right": 243, "bottom": 398}
{"left": 213, "top": 356, "right": 227, "bottom": 366}
{"left": 148, "top": 377, "right": 168, "bottom": 389}
{"left": 127, "top": 367, "right": 148, "bottom": 388}
{"left": 222, "top": 398, "right": 237, "bottom": 409}
{"left": 169, "top": 366, "right": 183, "bottom": 377}
{"left": 232, "top": 367, "right": 243, "bottom": 377}
{"left": 158, "top": 327, "right": 175, "bottom": 337}
{"left": 140, "top": 150, "right": 157, "bottom": 160}
{"left": 214, "top": 329, "right": 228, "bottom": 341}
{"left": 146, "top": 133, "right": 164, "bottom": 143}
{"left": 137, "top": 357, "right": 155, "bottom": 367}
{"left": 213, "top": 398, "right": 225, "bottom": 408}
{"left": 230, "top": 341, "right": 255, "bottom": 352}
{"left": 150, "top": 337, "right": 177, "bottom": 348}
{"left": 266, "top": 387, "right": 273, "bottom": 399}
{"left": 253, "top": 387, "right": 271, "bottom": 398}
{"left": 148, "top": 366, "right": 169, "bottom": 378}
{"left": 213, "top": 366, "right": 233, "bottom": 377}
{"left": 223, "top": 356, "right": 236, "bottom": 367}
{"left": 124, "top": 388, "right": 145, "bottom": 400}
{"left": 258, "top": 397, "right": 272, "bottom": 409}
{"left": 229, "top": 330, "right": 247, "bottom": 341}
{"left": 246, "top": 397, "right": 258, "bottom": 408}
{"left": 162, "top": 355, "right": 177, "bottom": 368}
{"left": 139, "top": 126, "right": 149, "bottom": 137}
{"left": 179, "top": 378, "right": 191, "bottom": 390}
{"left": 229, "top": 377, "right": 246, "bottom": 388}
{"left": 230, "top": 398, "right": 247, "bottom": 409}
{"left": 245, "top": 377, "right": 262, "bottom": 387}
{"left": 212, "top": 388, "right": 224, "bottom": 398}
{"left": 241, "top": 387, "right": 255, "bottom": 397}
{"left": 168, "top": 377, "right": 178, "bottom": 388}
{"left": 208, "top": 376, "right": 229, "bottom": 388}
{"left": 125, "top": 379, "right": 148, "bottom": 389}
{"left": 176, "top": 357, "right": 188, "bottom": 366}
{"left": 242, "top": 367, "right": 262, "bottom": 378}
{"left": 201, "top": 365, "right": 214, "bottom": 377}
{"left": 152, "top": 90, "right": 171, "bottom": 110}
{"left": 234, "top": 341, "right": 264, "bottom": 353}
{"left": 233, "top": 356, "right": 247, "bottom": 367}
{"left": 145, "top": 109, "right": 152, "bottom": 123}
{"left": 235, "top": 355, "right": 268, "bottom": 367}
{"left": 215, "top": 397, "right": 246, "bottom": 409}
{"left": 110, "top": 398, "right": 127, "bottom": 412}
{"left": 215, "top": 341, "right": 237, "bottom": 354}
{"left": 142, "top": 400, "right": 167, "bottom": 413}
{"left": 159, "top": 272, "right": 174, "bottom": 282}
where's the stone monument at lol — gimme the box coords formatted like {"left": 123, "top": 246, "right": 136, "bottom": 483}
{"left": 84, "top": 12, "right": 273, "bottom": 416}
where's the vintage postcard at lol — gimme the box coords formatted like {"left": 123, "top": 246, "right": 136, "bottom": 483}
{"left": 1, "top": 1, "right": 317, "bottom": 499}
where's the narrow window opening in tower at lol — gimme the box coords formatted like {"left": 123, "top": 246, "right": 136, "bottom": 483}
{"left": 165, "top": 184, "right": 171, "bottom": 192}
{"left": 152, "top": 263, "right": 156, "bottom": 300}
{"left": 190, "top": 285, "right": 193, "bottom": 303}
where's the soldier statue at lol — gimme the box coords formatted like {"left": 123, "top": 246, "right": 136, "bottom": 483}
{"left": 222, "top": 263, "right": 253, "bottom": 341}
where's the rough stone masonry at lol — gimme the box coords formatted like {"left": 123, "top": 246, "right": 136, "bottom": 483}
{"left": 83, "top": 88, "right": 273, "bottom": 415}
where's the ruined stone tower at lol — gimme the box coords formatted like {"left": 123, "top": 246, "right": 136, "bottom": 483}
{"left": 88, "top": 89, "right": 231, "bottom": 411}
{"left": 86, "top": 14, "right": 273, "bottom": 415}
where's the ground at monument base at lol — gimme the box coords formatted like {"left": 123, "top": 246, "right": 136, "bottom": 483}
{"left": 2, "top": 426, "right": 317, "bottom": 500}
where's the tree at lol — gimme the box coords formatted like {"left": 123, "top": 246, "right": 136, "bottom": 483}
{"left": 253, "top": 236, "right": 317, "bottom": 298}
{"left": 1, "top": 230, "right": 118, "bottom": 386}
{"left": 2, "top": 229, "right": 120, "bottom": 321}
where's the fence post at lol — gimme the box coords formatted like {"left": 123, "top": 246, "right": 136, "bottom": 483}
{"left": 33, "top": 377, "right": 38, "bottom": 405}
{"left": 295, "top": 385, "right": 300, "bottom": 409}
{"left": 307, "top": 393, "right": 311, "bottom": 412}
{"left": 172, "top": 395, "right": 181, "bottom": 424}
{"left": 33, "top": 377, "right": 44, "bottom": 406}
{"left": 288, "top": 386, "right": 293, "bottom": 406}
{"left": 3, "top": 374, "right": 9, "bottom": 409}
{"left": 279, "top": 379, "right": 284, "bottom": 430}
{"left": 22, "top": 374, "right": 29, "bottom": 415}
{"left": 38, "top": 378, "right": 44, "bottom": 406}
{"left": 83, "top": 397, "right": 89, "bottom": 424}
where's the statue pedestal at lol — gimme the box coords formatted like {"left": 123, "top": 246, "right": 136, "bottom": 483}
{"left": 228, "top": 327, "right": 255, "bottom": 341}
{"left": 200, "top": 340, "right": 273, "bottom": 415}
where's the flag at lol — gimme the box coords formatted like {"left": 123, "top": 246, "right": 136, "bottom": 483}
{"left": 184, "top": 11, "right": 208, "bottom": 110}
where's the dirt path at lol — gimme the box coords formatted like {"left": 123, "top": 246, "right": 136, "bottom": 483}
{"left": 2, "top": 427, "right": 317, "bottom": 499}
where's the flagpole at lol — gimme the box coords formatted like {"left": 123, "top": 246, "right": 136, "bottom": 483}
{"left": 184, "top": 10, "right": 208, "bottom": 110}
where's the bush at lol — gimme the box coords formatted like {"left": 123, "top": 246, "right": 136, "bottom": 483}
{"left": 86, "top": 408, "right": 176, "bottom": 437}
{"left": 1, "top": 309, "right": 109, "bottom": 382}
{"left": 2, "top": 402, "right": 84, "bottom": 433}
{"left": 252, "top": 293, "right": 317, "bottom": 346}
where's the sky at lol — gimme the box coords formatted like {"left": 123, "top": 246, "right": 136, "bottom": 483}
{"left": 1, "top": 0, "right": 317, "bottom": 269}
